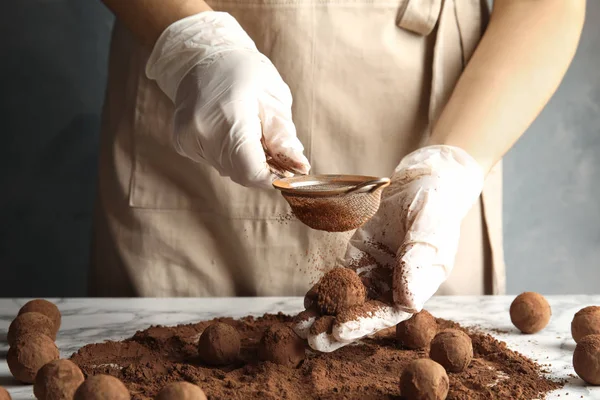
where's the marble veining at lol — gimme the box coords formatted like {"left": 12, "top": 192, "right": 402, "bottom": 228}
{"left": 1, "top": 296, "right": 599, "bottom": 399}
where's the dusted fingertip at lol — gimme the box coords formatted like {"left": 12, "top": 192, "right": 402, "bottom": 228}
{"left": 392, "top": 269, "right": 438, "bottom": 315}
{"left": 306, "top": 315, "right": 350, "bottom": 353}
{"left": 271, "top": 148, "right": 311, "bottom": 176}
{"left": 392, "top": 297, "right": 420, "bottom": 315}
{"left": 333, "top": 301, "right": 412, "bottom": 343}
{"left": 307, "top": 332, "right": 348, "bottom": 353}
{"left": 293, "top": 309, "right": 319, "bottom": 339}
{"left": 392, "top": 261, "right": 422, "bottom": 314}
{"left": 309, "top": 316, "right": 335, "bottom": 336}
{"left": 335, "top": 300, "right": 387, "bottom": 325}
{"left": 291, "top": 154, "right": 311, "bottom": 175}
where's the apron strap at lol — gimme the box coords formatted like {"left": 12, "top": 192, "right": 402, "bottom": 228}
{"left": 428, "top": 0, "right": 464, "bottom": 126}
{"left": 426, "top": 0, "right": 506, "bottom": 295}
{"left": 396, "top": 0, "right": 442, "bottom": 36}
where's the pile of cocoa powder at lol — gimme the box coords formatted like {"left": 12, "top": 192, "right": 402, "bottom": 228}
{"left": 70, "top": 314, "right": 562, "bottom": 399}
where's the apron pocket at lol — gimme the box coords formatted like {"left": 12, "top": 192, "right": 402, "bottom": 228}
{"left": 128, "top": 1, "right": 318, "bottom": 219}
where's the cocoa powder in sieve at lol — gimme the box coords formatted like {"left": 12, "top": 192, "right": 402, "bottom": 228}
{"left": 283, "top": 193, "right": 374, "bottom": 233}
{"left": 70, "top": 314, "right": 562, "bottom": 399}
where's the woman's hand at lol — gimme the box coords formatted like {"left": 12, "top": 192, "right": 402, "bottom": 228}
{"left": 146, "top": 12, "right": 310, "bottom": 188}
{"left": 295, "top": 145, "right": 485, "bottom": 352}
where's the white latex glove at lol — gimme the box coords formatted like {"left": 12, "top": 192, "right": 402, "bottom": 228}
{"left": 295, "top": 145, "right": 485, "bottom": 352}
{"left": 146, "top": 12, "right": 310, "bottom": 188}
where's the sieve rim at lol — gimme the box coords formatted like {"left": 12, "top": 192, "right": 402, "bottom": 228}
{"left": 273, "top": 174, "right": 390, "bottom": 197}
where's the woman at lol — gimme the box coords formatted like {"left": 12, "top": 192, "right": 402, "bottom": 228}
{"left": 93, "top": 0, "right": 584, "bottom": 350}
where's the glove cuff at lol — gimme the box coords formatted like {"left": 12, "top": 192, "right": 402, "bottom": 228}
{"left": 145, "top": 11, "right": 257, "bottom": 102}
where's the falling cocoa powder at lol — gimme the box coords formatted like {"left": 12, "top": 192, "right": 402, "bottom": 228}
{"left": 275, "top": 211, "right": 296, "bottom": 225}
{"left": 70, "top": 314, "right": 562, "bottom": 400}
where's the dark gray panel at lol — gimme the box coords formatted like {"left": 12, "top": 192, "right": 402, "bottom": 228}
{"left": 0, "top": 1, "right": 114, "bottom": 296}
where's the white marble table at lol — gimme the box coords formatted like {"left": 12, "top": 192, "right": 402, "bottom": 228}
{"left": 0, "top": 296, "right": 599, "bottom": 399}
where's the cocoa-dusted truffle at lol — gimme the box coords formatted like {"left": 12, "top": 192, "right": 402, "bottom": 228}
{"left": 509, "top": 292, "right": 551, "bottom": 334}
{"left": 259, "top": 323, "right": 305, "bottom": 368}
{"left": 400, "top": 358, "right": 449, "bottom": 400}
{"left": 317, "top": 268, "right": 366, "bottom": 315}
{"left": 34, "top": 359, "right": 84, "bottom": 400}
{"left": 198, "top": 323, "right": 240, "bottom": 366}
{"left": 572, "top": 306, "right": 600, "bottom": 343}
{"left": 304, "top": 283, "right": 319, "bottom": 310}
{"left": 7, "top": 312, "right": 56, "bottom": 346}
{"left": 18, "top": 299, "right": 61, "bottom": 334}
{"left": 396, "top": 310, "right": 437, "bottom": 349}
{"left": 73, "top": 375, "right": 130, "bottom": 400}
{"left": 573, "top": 334, "right": 600, "bottom": 385}
{"left": 155, "top": 382, "right": 207, "bottom": 400}
{"left": 429, "top": 329, "right": 473, "bottom": 373}
{"left": 0, "top": 387, "right": 11, "bottom": 400}
{"left": 7, "top": 333, "right": 59, "bottom": 383}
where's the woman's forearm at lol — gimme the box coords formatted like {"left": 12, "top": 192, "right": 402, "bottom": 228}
{"left": 427, "top": 0, "right": 585, "bottom": 172}
{"left": 101, "top": 0, "right": 212, "bottom": 44}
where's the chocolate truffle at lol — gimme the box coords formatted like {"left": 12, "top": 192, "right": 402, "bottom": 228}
{"left": 73, "top": 375, "right": 130, "bottom": 400}
{"left": 198, "top": 323, "right": 240, "bottom": 366}
{"left": 0, "top": 387, "right": 11, "bottom": 400}
{"left": 7, "top": 312, "right": 56, "bottom": 346}
{"left": 155, "top": 382, "right": 207, "bottom": 400}
{"left": 18, "top": 299, "right": 61, "bottom": 334}
{"left": 400, "top": 359, "right": 449, "bottom": 400}
{"left": 571, "top": 306, "right": 600, "bottom": 343}
{"left": 396, "top": 310, "right": 437, "bottom": 349}
{"left": 34, "top": 359, "right": 85, "bottom": 400}
{"left": 259, "top": 323, "right": 305, "bottom": 368}
{"left": 317, "top": 268, "right": 366, "bottom": 315}
{"left": 304, "top": 283, "right": 320, "bottom": 310}
{"left": 509, "top": 292, "right": 551, "bottom": 334}
{"left": 7, "top": 333, "right": 59, "bottom": 383}
{"left": 429, "top": 329, "right": 473, "bottom": 373}
{"left": 573, "top": 334, "right": 600, "bottom": 385}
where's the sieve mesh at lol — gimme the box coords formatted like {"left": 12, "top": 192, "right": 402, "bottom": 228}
{"left": 274, "top": 175, "right": 390, "bottom": 232}
{"left": 282, "top": 191, "right": 384, "bottom": 232}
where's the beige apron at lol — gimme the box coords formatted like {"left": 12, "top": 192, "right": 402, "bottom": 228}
{"left": 90, "top": 0, "right": 506, "bottom": 297}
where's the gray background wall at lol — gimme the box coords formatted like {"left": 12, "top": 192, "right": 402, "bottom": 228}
{"left": 0, "top": 1, "right": 598, "bottom": 297}
{"left": 503, "top": 1, "right": 600, "bottom": 294}
{"left": 0, "top": 2, "right": 113, "bottom": 296}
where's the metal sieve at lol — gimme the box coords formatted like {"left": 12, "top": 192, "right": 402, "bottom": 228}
{"left": 273, "top": 175, "right": 391, "bottom": 232}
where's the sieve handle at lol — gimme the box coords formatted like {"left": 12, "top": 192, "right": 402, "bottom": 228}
{"left": 344, "top": 177, "right": 391, "bottom": 195}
